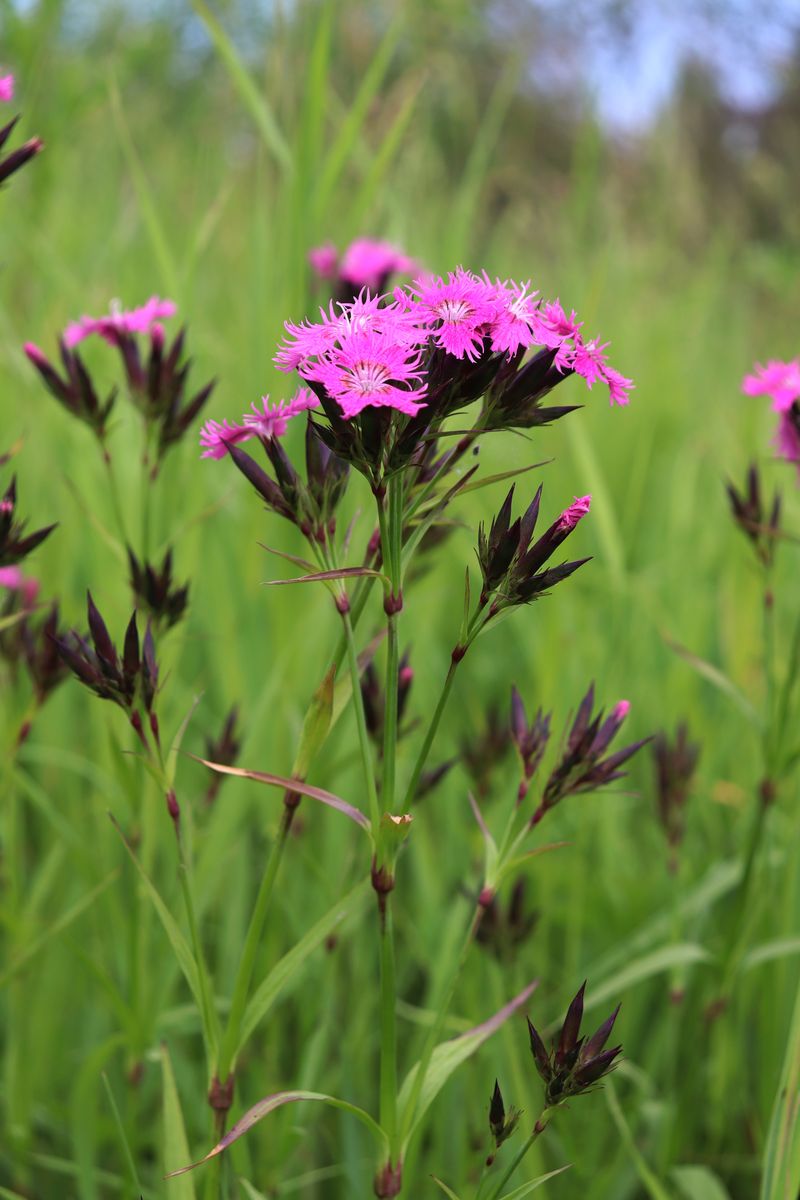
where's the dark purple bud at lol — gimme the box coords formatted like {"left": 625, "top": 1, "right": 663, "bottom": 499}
{"left": 489, "top": 1079, "right": 505, "bottom": 1138}
{"left": 527, "top": 1016, "right": 551, "bottom": 1080}
{"left": 556, "top": 982, "right": 586, "bottom": 1066}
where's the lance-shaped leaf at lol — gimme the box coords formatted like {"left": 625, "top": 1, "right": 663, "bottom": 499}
{"left": 496, "top": 1165, "right": 572, "bottom": 1198}
{"left": 166, "top": 1091, "right": 387, "bottom": 1177}
{"left": 398, "top": 978, "right": 538, "bottom": 1149}
{"left": 193, "top": 757, "right": 371, "bottom": 833}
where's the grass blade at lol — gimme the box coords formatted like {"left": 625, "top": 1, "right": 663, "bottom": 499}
{"left": 760, "top": 979, "right": 800, "bottom": 1200}
{"left": 161, "top": 1044, "right": 197, "bottom": 1200}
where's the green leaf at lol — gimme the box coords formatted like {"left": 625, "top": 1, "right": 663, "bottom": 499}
{"left": 167, "top": 1091, "right": 387, "bottom": 1176}
{"left": 672, "top": 1164, "right": 731, "bottom": 1200}
{"left": 108, "top": 814, "right": 203, "bottom": 1016}
{"left": 431, "top": 1176, "right": 463, "bottom": 1199}
{"left": 292, "top": 664, "right": 336, "bottom": 779}
{"left": 0, "top": 871, "right": 118, "bottom": 989}
{"left": 760, "top": 980, "right": 800, "bottom": 1200}
{"left": 584, "top": 943, "right": 712, "bottom": 1017}
{"left": 398, "top": 979, "right": 537, "bottom": 1149}
{"left": 742, "top": 938, "right": 800, "bottom": 973}
{"left": 188, "top": 0, "right": 292, "bottom": 174}
{"left": 238, "top": 878, "right": 371, "bottom": 1054}
{"left": 161, "top": 1044, "right": 197, "bottom": 1200}
{"left": 663, "top": 637, "right": 760, "bottom": 724}
{"left": 605, "top": 1082, "right": 673, "bottom": 1200}
{"left": 101, "top": 1072, "right": 142, "bottom": 1195}
{"left": 193, "top": 757, "right": 372, "bottom": 833}
{"left": 498, "top": 1165, "right": 572, "bottom": 1198}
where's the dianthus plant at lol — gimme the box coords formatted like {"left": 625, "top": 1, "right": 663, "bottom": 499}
{"left": 163, "top": 265, "right": 643, "bottom": 1198}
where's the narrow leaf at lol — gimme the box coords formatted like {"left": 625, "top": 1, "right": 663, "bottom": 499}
{"left": 431, "top": 1177, "right": 463, "bottom": 1199}
{"left": 498, "top": 1165, "right": 572, "bottom": 1198}
{"left": 238, "top": 878, "right": 371, "bottom": 1053}
{"left": 398, "top": 979, "right": 537, "bottom": 1147}
{"left": 265, "top": 566, "right": 387, "bottom": 585}
{"left": 167, "top": 1091, "right": 387, "bottom": 1176}
{"left": 664, "top": 637, "right": 760, "bottom": 724}
{"left": 672, "top": 1164, "right": 731, "bottom": 1200}
{"left": 760, "top": 980, "right": 800, "bottom": 1200}
{"left": 161, "top": 1044, "right": 197, "bottom": 1200}
{"left": 193, "top": 758, "right": 371, "bottom": 832}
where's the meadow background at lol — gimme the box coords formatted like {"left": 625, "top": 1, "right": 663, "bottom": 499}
{"left": 2, "top": 1, "right": 800, "bottom": 1197}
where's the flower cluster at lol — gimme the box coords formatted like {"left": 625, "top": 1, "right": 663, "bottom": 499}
{"left": 743, "top": 359, "right": 800, "bottom": 477}
{"left": 534, "top": 685, "right": 645, "bottom": 825}
{"left": 309, "top": 238, "right": 418, "bottom": 299}
{"left": 128, "top": 546, "right": 190, "bottom": 630}
{"left": 27, "top": 301, "right": 214, "bottom": 467}
{"left": 510, "top": 685, "right": 551, "bottom": 804}
{"left": 0, "top": 74, "right": 43, "bottom": 186}
{"left": 652, "top": 722, "right": 700, "bottom": 858}
{"left": 527, "top": 982, "right": 622, "bottom": 1106}
{"left": 488, "top": 1080, "right": 522, "bottom": 1152}
{"left": 726, "top": 462, "right": 781, "bottom": 567}
{"left": 54, "top": 594, "right": 160, "bottom": 743}
{"left": 0, "top": 475, "right": 56, "bottom": 566}
{"left": 476, "top": 485, "right": 592, "bottom": 615}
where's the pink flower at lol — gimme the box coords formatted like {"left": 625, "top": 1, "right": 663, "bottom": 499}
{"left": 612, "top": 700, "right": 631, "bottom": 722}
{"left": 64, "top": 296, "right": 177, "bottom": 349}
{"left": 199, "top": 419, "right": 253, "bottom": 460}
{"left": 309, "top": 244, "right": 339, "bottom": 279}
{"left": 303, "top": 326, "right": 427, "bottom": 419}
{"left": 340, "top": 239, "right": 416, "bottom": 290}
{"left": 742, "top": 359, "right": 800, "bottom": 412}
{"left": 0, "top": 565, "right": 39, "bottom": 606}
{"left": 0, "top": 75, "right": 14, "bottom": 103}
{"left": 570, "top": 336, "right": 633, "bottom": 407}
{"left": 774, "top": 410, "right": 800, "bottom": 469}
{"left": 404, "top": 268, "right": 498, "bottom": 361}
{"left": 243, "top": 388, "right": 320, "bottom": 439}
{"left": 488, "top": 278, "right": 547, "bottom": 357}
{"left": 557, "top": 494, "right": 591, "bottom": 532}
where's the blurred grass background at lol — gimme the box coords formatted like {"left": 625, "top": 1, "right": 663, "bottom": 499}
{"left": 2, "top": 1, "right": 800, "bottom": 1197}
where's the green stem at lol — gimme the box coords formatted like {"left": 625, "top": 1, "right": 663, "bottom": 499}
{"left": 176, "top": 841, "right": 220, "bottom": 1071}
{"left": 379, "top": 894, "right": 400, "bottom": 1160}
{"left": 400, "top": 901, "right": 483, "bottom": 1144}
{"left": 102, "top": 450, "right": 130, "bottom": 547}
{"left": 484, "top": 1112, "right": 552, "bottom": 1200}
{"left": 382, "top": 474, "right": 404, "bottom": 813}
{"left": 341, "top": 608, "right": 381, "bottom": 834}
{"left": 217, "top": 803, "right": 294, "bottom": 1080}
{"left": 403, "top": 656, "right": 460, "bottom": 810}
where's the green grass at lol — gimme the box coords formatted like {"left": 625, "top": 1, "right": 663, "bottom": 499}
{"left": 2, "top": 3, "right": 800, "bottom": 1198}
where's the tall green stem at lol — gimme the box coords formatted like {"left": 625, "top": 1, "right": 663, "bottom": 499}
{"left": 382, "top": 474, "right": 404, "bottom": 813}
{"left": 402, "top": 657, "right": 459, "bottom": 810}
{"left": 379, "top": 895, "right": 399, "bottom": 1159}
{"left": 217, "top": 804, "right": 294, "bottom": 1081}
{"left": 102, "top": 451, "right": 130, "bottom": 547}
{"left": 483, "top": 1112, "right": 552, "bottom": 1200}
{"left": 341, "top": 608, "right": 381, "bottom": 833}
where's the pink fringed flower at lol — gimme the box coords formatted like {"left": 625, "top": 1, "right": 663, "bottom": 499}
{"left": 199, "top": 419, "right": 253, "bottom": 460}
{"left": 275, "top": 293, "right": 391, "bottom": 373}
{"left": 742, "top": 360, "right": 800, "bottom": 412}
{"left": 303, "top": 326, "right": 427, "bottom": 419}
{"left": 243, "top": 389, "right": 320, "bottom": 439}
{"left": 557, "top": 494, "right": 592, "bottom": 532}
{"left": 0, "top": 565, "right": 39, "bottom": 607}
{"left": 64, "top": 297, "right": 177, "bottom": 349}
{"left": 308, "top": 244, "right": 339, "bottom": 279}
{"left": 0, "top": 75, "right": 13, "bottom": 103}
{"left": 488, "top": 279, "right": 547, "bottom": 357}
{"left": 340, "top": 239, "right": 417, "bottom": 290}
{"left": 405, "top": 268, "right": 499, "bottom": 361}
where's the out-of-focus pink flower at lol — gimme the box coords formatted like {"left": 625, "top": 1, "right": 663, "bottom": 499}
{"left": 556, "top": 494, "right": 591, "bottom": 532}
{"left": 199, "top": 419, "right": 253, "bottom": 460}
{"left": 340, "top": 239, "right": 416, "bottom": 290}
{"left": 774, "top": 410, "right": 800, "bottom": 468}
{"left": 613, "top": 700, "right": 631, "bottom": 722}
{"left": 308, "top": 244, "right": 339, "bottom": 279}
{"left": 0, "top": 565, "right": 39, "bottom": 606}
{"left": 303, "top": 326, "right": 427, "bottom": 418}
{"left": 405, "top": 268, "right": 498, "bottom": 361}
{"left": 243, "top": 388, "right": 320, "bottom": 439}
{"left": 742, "top": 359, "right": 800, "bottom": 412}
{"left": 0, "top": 75, "right": 14, "bottom": 103}
{"left": 64, "top": 297, "right": 177, "bottom": 349}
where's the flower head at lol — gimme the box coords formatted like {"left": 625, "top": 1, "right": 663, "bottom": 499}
{"left": 243, "top": 389, "right": 320, "bottom": 439}
{"left": 199, "top": 419, "right": 253, "bottom": 460}
{"left": 340, "top": 239, "right": 416, "bottom": 291}
{"left": 303, "top": 325, "right": 427, "bottom": 419}
{"left": 488, "top": 278, "right": 547, "bottom": 358}
{"left": 0, "top": 474, "right": 56, "bottom": 567}
{"left": 0, "top": 75, "right": 14, "bottom": 103}
{"left": 743, "top": 359, "right": 800, "bottom": 411}
{"left": 556, "top": 494, "right": 591, "bottom": 532}
{"left": 0, "top": 564, "right": 39, "bottom": 607}
{"left": 54, "top": 593, "right": 159, "bottom": 719}
{"left": 405, "top": 268, "right": 498, "bottom": 361}
{"left": 64, "top": 297, "right": 177, "bottom": 349}
{"left": 308, "top": 243, "right": 339, "bottom": 279}
{"left": 527, "top": 983, "right": 622, "bottom": 1107}
{"left": 726, "top": 463, "right": 782, "bottom": 565}
{"left": 653, "top": 722, "right": 700, "bottom": 860}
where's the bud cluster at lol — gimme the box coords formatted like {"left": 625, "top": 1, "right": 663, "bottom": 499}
{"left": 527, "top": 982, "right": 621, "bottom": 1106}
